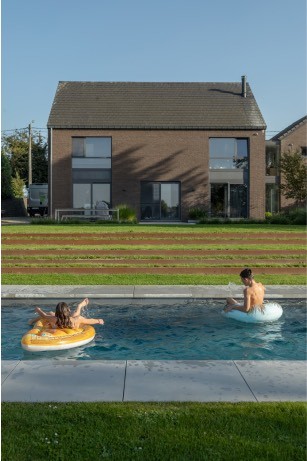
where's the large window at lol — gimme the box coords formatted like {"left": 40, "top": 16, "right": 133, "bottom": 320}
{"left": 141, "top": 182, "right": 180, "bottom": 220}
{"left": 72, "top": 137, "right": 112, "bottom": 209}
{"left": 211, "top": 183, "right": 247, "bottom": 218}
{"left": 210, "top": 138, "right": 248, "bottom": 169}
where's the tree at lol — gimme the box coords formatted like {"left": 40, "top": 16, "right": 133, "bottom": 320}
{"left": 1, "top": 129, "right": 48, "bottom": 186}
{"left": 32, "top": 133, "right": 48, "bottom": 183}
{"left": 1, "top": 151, "right": 13, "bottom": 199}
{"left": 279, "top": 151, "right": 307, "bottom": 206}
{"left": 11, "top": 171, "right": 25, "bottom": 198}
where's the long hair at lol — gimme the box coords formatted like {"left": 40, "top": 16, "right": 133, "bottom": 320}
{"left": 55, "top": 302, "right": 72, "bottom": 328}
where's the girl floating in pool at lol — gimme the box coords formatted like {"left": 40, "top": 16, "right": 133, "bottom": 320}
{"left": 29, "top": 298, "right": 104, "bottom": 329}
{"left": 224, "top": 268, "right": 265, "bottom": 313}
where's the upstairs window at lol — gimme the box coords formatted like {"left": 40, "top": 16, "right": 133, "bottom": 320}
{"left": 72, "top": 137, "right": 111, "bottom": 158}
{"left": 209, "top": 138, "right": 248, "bottom": 169}
{"left": 72, "top": 137, "right": 112, "bottom": 169}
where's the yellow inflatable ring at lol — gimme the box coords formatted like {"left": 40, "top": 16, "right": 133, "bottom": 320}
{"left": 21, "top": 319, "right": 96, "bottom": 352}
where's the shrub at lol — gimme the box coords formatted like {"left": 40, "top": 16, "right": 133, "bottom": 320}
{"left": 11, "top": 172, "right": 25, "bottom": 198}
{"left": 287, "top": 208, "right": 307, "bottom": 225}
{"left": 30, "top": 218, "right": 58, "bottom": 225}
{"left": 268, "top": 213, "right": 291, "bottom": 224}
{"left": 265, "top": 209, "right": 306, "bottom": 225}
{"left": 188, "top": 207, "right": 208, "bottom": 220}
{"left": 116, "top": 204, "right": 137, "bottom": 223}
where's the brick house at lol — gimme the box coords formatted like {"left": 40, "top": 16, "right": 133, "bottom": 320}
{"left": 266, "top": 115, "right": 307, "bottom": 212}
{"left": 47, "top": 77, "right": 267, "bottom": 221}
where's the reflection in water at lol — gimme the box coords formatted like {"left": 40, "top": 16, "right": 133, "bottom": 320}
{"left": 22, "top": 341, "right": 96, "bottom": 361}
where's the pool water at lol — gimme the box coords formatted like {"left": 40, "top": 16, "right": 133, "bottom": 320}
{"left": 2, "top": 299, "right": 306, "bottom": 361}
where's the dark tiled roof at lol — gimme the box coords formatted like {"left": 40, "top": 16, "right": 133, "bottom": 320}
{"left": 270, "top": 115, "right": 307, "bottom": 140}
{"left": 47, "top": 81, "right": 266, "bottom": 130}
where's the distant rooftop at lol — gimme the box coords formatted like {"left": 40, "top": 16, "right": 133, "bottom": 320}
{"left": 47, "top": 80, "right": 266, "bottom": 130}
{"left": 270, "top": 115, "right": 307, "bottom": 141}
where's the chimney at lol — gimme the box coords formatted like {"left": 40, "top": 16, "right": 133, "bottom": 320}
{"left": 241, "top": 75, "right": 247, "bottom": 98}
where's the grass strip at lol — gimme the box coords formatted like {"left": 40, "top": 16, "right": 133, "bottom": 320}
{"left": 2, "top": 402, "right": 306, "bottom": 461}
{"left": 2, "top": 223, "right": 306, "bottom": 234}
{"left": 3, "top": 262, "right": 306, "bottom": 268}
{"left": 3, "top": 236, "right": 305, "bottom": 242}
{"left": 2, "top": 244, "right": 306, "bottom": 251}
{"left": 2, "top": 273, "right": 306, "bottom": 285}
{"left": 3, "top": 254, "right": 304, "bottom": 260}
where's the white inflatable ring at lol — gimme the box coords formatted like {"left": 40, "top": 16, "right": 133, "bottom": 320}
{"left": 222, "top": 302, "right": 283, "bottom": 323}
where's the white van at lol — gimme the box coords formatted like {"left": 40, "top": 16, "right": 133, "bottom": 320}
{"left": 27, "top": 183, "right": 48, "bottom": 217}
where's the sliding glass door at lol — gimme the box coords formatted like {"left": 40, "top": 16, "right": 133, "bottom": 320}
{"left": 141, "top": 182, "right": 180, "bottom": 220}
{"left": 211, "top": 183, "right": 247, "bottom": 218}
{"left": 73, "top": 183, "right": 111, "bottom": 209}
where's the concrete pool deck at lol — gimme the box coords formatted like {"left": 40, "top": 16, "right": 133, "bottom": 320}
{"left": 1, "top": 284, "right": 306, "bottom": 403}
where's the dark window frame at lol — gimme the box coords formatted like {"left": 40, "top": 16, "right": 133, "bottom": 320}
{"left": 72, "top": 136, "right": 112, "bottom": 158}
{"left": 209, "top": 137, "right": 249, "bottom": 170}
{"left": 140, "top": 181, "right": 181, "bottom": 221}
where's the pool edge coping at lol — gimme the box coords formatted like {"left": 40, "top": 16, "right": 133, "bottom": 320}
{"left": 2, "top": 359, "right": 306, "bottom": 402}
{"left": 1, "top": 284, "right": 306, "bottom": 299}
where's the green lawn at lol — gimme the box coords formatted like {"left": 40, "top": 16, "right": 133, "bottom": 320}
{"left": 2, "top": 223, "right": 306, "bottom": 285}
{"left": 2, "top": 402, "right": 306, "bottom": 461}
{"left": 3, "top": 273, "right": 306, "bottom": 285}
{"left": 2, "top": 222, "right": 306, "bottom": 234}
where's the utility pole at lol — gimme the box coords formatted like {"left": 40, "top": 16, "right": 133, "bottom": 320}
{"left": 28, "top": 122, "right": 32, "bottom": 186}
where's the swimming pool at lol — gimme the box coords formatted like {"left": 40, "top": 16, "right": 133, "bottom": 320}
{"left": 2, "top": 299, "right": 306, "bottom": 361}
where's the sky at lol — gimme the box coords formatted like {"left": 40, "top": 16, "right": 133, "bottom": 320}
{"left": 1, "top": 0, "right": 306, "bottom": 139}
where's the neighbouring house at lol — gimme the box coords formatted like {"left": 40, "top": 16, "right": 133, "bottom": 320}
{"left": 47, "top": 77, "right": 267, "bottom": 221}
{"left": 266, "top": 115, "right": 307, "bottom": 213}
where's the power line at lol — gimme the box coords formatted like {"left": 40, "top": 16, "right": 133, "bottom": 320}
{"left": 1, "top": 127, "right": 48, "bottom": 133}
{"left": 1, "top": 128, "right": 27, "bottom": 133}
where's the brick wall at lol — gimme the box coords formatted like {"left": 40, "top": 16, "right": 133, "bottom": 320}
{"left": 249, "top": 131, "right": 266, "bottom": 219}
{"left": 50, "top": 128, "right": 266, "bottom": 220}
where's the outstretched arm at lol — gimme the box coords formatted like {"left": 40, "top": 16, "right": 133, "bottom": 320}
{"left": 29, "top": 309, "right": 55, "bottom": 325}
{"left": 78, "top": 316, "right": 104, "bottom": 325}
{"left": 72, "top": 298, "right": 89, "bottom": 318}
{"left": 35, "top": 307, "right": 55, "bottom": 319}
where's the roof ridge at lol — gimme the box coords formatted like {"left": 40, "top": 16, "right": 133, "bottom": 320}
{"left": 58, "top": 80, "right": 246, "bottom": 85}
